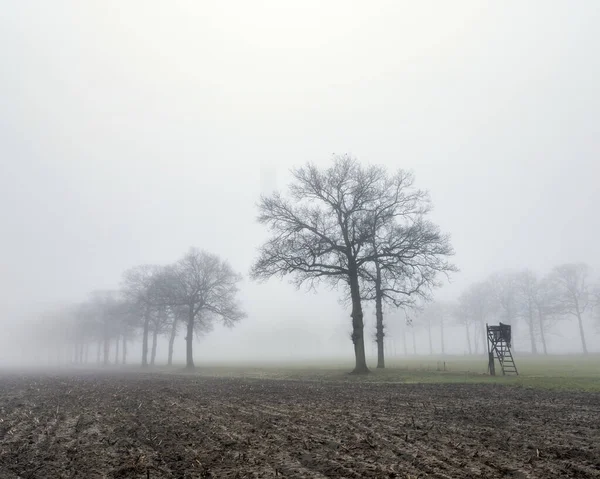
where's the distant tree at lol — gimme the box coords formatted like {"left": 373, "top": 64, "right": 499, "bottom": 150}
{"left": 72, "top": 302, "right": 93, "bottom": 364}
{"left": 121, "top": 265, "right": 163, "bottom": 367}
{"left": 489, "top": 272, "right": 520, "bottom": 324}
{"left": 515, "top": 270, "right": 540, "bottom": 354}
{"left": 118, "top": 301, "right": 140, "bottom": 365}
{"left": 532, "top": 274, "right": 566, "bottom": 355}
{"left": 166, "top": 306, "right": 184, "bottom": 366}
{"left": 455, "top": 281, "right": 496, "bottom": 355}
{"left": 148, "top": 305, "right": 170, "bottom": 366}
{"left": 417, "top": 301, "right": 452, "bottom": 356}
{"left": 593, "top": 282, "right": 600, "bottom": 332}
{"left": 383, "top": 308, "right": 410, "bottom": 356}
{"left": 251, "top": 156, "right": 454, "bottom": 373}
{"left": 413, "top": 305, "right": 434, "bottom": 355}
{"left": 405, "top": 315, "right": 419, "bottom": 355}
{"left": 161, "top": 248, "right": 245, "bottom": 369}
{"left": 488, "top": 272, "right": 520, "bottom": 349}
{"left": 552, "top": 263, "right": 591, "bottom": 355}
{"left": 85, "top": 290, "right": 124, "bottom": 366}
{"left": 452, "top": 299, "right": 473, "bottom": 355}
{"left": 35, "top": 304, "right": 78, "bottom": 365}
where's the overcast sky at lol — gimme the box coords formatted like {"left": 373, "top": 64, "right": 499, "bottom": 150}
{"left": 1, "top": 1, "right": 599, "bottom": 361}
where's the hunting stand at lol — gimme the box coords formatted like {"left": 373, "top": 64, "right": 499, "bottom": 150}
{"left": 486, "top": 323, "right": 518, "bottom": 376}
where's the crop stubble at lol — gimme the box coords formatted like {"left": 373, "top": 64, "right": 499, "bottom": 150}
{"left": 0, "top": 372, "right": 599, "bottom": 478}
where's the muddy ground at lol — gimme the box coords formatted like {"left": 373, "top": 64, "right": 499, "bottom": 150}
{"left": 0, "top": 372, "right": 599, "bottom": 478}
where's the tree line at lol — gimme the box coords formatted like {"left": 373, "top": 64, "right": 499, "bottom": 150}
{"left": 34, "top": 248, "right": 246, "bottom": 369}
{"left": 402, "top": 263, "right": 600, "bottom": 356}
{"left": 31, "top": 155, "right": 599, "bottom": 369}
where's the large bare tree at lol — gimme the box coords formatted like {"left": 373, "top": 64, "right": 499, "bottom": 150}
{"left": 161, "top": 248, "right": 245, "bottom": 369}
{"left": 552, "top": 263, "right": 591, "bottom": 355}
{"left": 251, "top": 157, "right": 378, "bottom": 373}
{"left": 251, "top": 156, "right": 453, "bottom": 373}
{"left": 361, "top": 217, "right": 455, "bottom": 367}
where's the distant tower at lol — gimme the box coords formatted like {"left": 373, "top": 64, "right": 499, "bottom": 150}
{"left": 259, "top": 162, "right": 278, "bottom": 195}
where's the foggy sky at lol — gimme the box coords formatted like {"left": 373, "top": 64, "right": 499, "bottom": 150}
{"left": 1, "top": 1, "right": 599, "bottom": 360}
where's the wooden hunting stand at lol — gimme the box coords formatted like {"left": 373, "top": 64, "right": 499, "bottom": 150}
{"left": 486, "top": 323, "right": 518, "bottom": 376}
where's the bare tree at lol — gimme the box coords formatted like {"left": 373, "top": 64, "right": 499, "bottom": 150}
{"left": 455, "top": 281, "right": 496, "bottom": 355}
{"left": 85, "top": 290, "right": 124, "bottom": 366}
{"left": 355, "top": 170, "right": 455, "bottom": 368}
{"left": 593, "top": 282, "right": 600, "bottom": 331}
{"left": 552, "top": 263, "right": 591, "bottom": 355}
{"left": 251, "top": 157, "right": 378, "bottom": 373}
{"left": 121, "top": 265, "right": 163, "bottom": 368}
{"left": 489, "top": 272, "right": 520, "bottom": 324}
{"left": 532, "top": 274, "right": 565, "bottom": 355}
{"left": 118, "top": 301, "right": 140, "bottom": 365}
{"left": 452, "top": 299, "right": 473, "bottom": 355}
{"left": 251, "top": 156, "right": 454, "bottom": 373}
{"left": 488, "top": 271, "right": 520, "bottom": 351}
{"left": 162, "top": 248, "right": 245, "bottom": 369}
{"left": 148, "top": 306, "right": 170, "bottom": 366}
{"left": 417, "top": 301, "right": 452, "bottom": 356}
{"left": 515, "top": 270, "right": 539, "bottom": 354}
{"left": 166, "top": 306, "right": 184, "bottom": 366}
{"left": 404, "top": 316, "right": 419, "bottom": 355}
{"left": 361, "top": 220, "right": 455, "bottom": 367}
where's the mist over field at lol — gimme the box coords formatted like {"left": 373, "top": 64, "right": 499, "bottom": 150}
{"left": 1, "top": 1, "right": 599, "bottom": 368}
{"left": 3, "top": 3, "right": 600, "bottom": 479}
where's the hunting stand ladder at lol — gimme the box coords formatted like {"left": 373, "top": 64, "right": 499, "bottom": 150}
{"left": 486, "top": 323, "right": 518, "bottom": 376}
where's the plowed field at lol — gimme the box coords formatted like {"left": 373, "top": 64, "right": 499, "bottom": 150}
{"left": 1, "top": 372, "right": 599, "bottom": 478}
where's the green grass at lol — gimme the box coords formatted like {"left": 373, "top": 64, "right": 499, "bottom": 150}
{"left": 162, "top": 354, "right": 600, "bottom": 392}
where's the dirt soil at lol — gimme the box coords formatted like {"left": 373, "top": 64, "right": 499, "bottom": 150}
{"left": 0, "top": 372, "right": 599, "bottom": 478}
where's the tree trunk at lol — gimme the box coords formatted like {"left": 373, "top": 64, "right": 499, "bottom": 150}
{"left": 374, "top": 266, "right": 385, "bottom": 369}
{"left": 103, "top": 337, "right": 110, "bottom": 366}
{"left": 122, "top": 335, "right": 127, "bottom": 364}
{"left": 427, "top": 321, "right": 433, "bottom": 355}
{"left": 412, "top": 330, "right": 417, "bottom": 355}
{"left": 142, "top": 316, "right": 150, "bottom": 367}
{"left": 465, "top": 323, "right": 472, "bottom": 355}
{"left": 481, "top": 321, "right": 487, "bottom": 355}
{"left": 151, "top": 328, "right": 158, "bottom": 366}
{"left": 440, "top": 320, "right": 445, "bottom": 355}
{"left": 115, "top": 336, "right": 120, "bottom": 365}
{"left": 168, "top": 319, "right": 178, "bottom": 366}
{"left": 96, "top": 341, "right": 101, "bottom": 365}
{"left": 402, "top": 329, "right": 407, "bottom": 355}
{"left": 537, "top": 310, "right": 548, "bottom": 355}
{"left": 575, "top": 307, "right": 588, "bottom": 355}
{"left": 186, "top": 306, "right": 195, "bottom": 369}
{"left": 348, "top": 264, "right": 369, "bottom": 374}
{"left": 84, "top": 343, "right": 89, "bottom": 364}
{"left": 528, "top": 308, "right": 538, "bottom": 354}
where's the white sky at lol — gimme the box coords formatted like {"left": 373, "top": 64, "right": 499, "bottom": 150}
{"left": 1, "top": 1, "right": 599, "bottom": 361}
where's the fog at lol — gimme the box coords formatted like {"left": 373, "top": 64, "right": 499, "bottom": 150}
{"left": 1, "top": 1, "right": 599, "bottom": 367}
